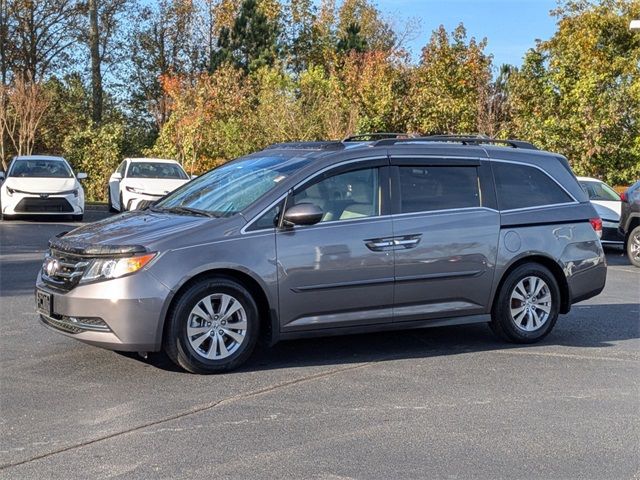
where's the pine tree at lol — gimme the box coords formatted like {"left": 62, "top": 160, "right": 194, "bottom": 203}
{"left": 213, "top": 0, "right": 281, "bottom": 73}
{"left": 337, "top": 22, "right": 367, "bottom": 54}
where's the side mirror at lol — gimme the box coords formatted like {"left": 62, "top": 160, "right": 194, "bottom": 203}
{"left": 282, "top": 203, "right": 323, "bottom": 227}
{"left": 111, "top": 172, "right": 122, "bottom": 181}
{"left": 0, "top": 172, "right": 4, "bottom": 182}
{"left": 77, "top": 172, "right": 87, "bottom": 180}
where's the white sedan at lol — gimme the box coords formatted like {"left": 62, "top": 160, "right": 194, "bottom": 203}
{"left": 108, "top": 158, "right": 191, "bottom": 212}
{"left": 0, "top": 155, "right": 86, "bottom": 221}
{"left": 577, "top": 176, "right": 623, "bottom": 245}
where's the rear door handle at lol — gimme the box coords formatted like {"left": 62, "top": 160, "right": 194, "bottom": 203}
{"left": 365, "top": 234, "right": 422, "bottom": 251}
{"left": 365, "top": 238, "right": 395, "bottom": 251}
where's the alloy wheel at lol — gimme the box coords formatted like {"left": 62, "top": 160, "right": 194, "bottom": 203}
{"left": 509, "top": 275, "right": 552, "bottom": 332}
{"left": 186, "top": 293, "right": 247, "bottom": 360}
{"left": 630, "top": 230, "right": 640, "bottom": 263}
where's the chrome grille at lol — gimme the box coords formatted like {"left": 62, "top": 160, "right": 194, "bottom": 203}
{"left": 41, "top": 250, "right": 89, "bottom": 291}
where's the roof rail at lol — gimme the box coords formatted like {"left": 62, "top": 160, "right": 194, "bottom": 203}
{"left": 264, "top": 141, "right": 345, "bottom": 150}
{"left": 374, "top": 135, "right": 538, "bottom": 150}
{"left": 342, "top": 132, "right": 415, "bottom": 142}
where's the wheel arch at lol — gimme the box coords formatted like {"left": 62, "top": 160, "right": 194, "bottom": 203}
{"left": 158, "top": 267, "right": 278, "bottom": 349}
{"left": 625, "top": 214, "right": 640, "bottom": 238}
{"left": 491, "top": 254, "right": 571, "bottom": 315}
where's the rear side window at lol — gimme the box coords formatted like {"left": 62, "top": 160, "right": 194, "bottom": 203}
{"left": 398, "top": 166, "right": 480, "bottom": 213}
{"left": 493, "top": 162, "right": 573, "bottom": 211}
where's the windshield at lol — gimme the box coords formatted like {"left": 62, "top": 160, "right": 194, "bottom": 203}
{"left": 156, "top": 153, "right": 313, "bottom": 217}
{"left": 580, "top": 181, "right": 619, "bottom": 202}
{"left": 127, "top": 162, "right": 188, "bottom": 179}
{"left": 9, "top": 159, "right": 72, "bottom": 178}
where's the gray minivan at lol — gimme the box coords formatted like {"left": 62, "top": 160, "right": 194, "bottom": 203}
{"left": 36, "top": 136, "right": 607, "bottom": 373}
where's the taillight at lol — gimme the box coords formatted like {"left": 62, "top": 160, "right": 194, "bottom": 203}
{"left": 589, "top": 217, "right": 602, "bottom": 239}
{"left": 620, "top": 191, "right": 627, "bottom": 202}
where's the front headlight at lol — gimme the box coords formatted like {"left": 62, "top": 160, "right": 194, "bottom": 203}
{"left": 126, "top": 186, "right": 145, "bottom": 194}
{"left": 80, "top": 253, "right": 156, "bottom": 283}
{"left": 56, "top": 189, "right": 79, "bottom": 197}
{"left": 6, "top": 186, "right": 15, "bottom": 196}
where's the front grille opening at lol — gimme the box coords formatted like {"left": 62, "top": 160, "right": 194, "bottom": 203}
{"left": 16, "top": 197, "right": 73, "bottom": 213}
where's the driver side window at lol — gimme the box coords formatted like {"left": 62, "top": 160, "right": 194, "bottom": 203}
{"left": 292, "top": 168, "right": 379, "bottom": 223}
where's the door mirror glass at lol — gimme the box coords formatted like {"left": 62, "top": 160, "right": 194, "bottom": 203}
{"left": 77, "top": 172, "right": 87, "bottom": 180}
{"left": 0, "top": 171, "right": 4, "bottom": 181}
{"left": 282, "top": 203, "right": 323, "bottom": 227}
{"left": 111, "top": 172, "right": 122, "bottom": 180}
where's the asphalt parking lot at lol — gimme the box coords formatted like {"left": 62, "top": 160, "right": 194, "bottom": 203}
{"left": 1, "top": 212, "right": 639, "bottom": 479}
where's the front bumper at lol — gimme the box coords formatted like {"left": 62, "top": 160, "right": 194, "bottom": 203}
{"left": 3, "top": 192, "right": 83, "bottom": 215}
{"left": 36, "top": 270, "right": 171, "bottom": 351}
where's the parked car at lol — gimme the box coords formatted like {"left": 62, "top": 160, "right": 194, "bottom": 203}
{"left": 108, "top": 158, "right": 191, "bottom": 212}
{"left": 577, "top": 176, "right": 623, "bottom": 246}
{"left": 1, "top": 155, "right": 86, "bottom": 221}
{"left": 618, "top": 180, "right": 640, "bottom": 267}
{"left": 36, "top": 136, "right": 607, "bottom": 373}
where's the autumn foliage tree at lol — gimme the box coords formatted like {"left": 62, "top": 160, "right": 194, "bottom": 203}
{"left": 1, "top": 0, "right": 638, "bottom": 199}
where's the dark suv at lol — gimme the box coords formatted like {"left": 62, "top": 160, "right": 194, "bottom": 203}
{"left": 36, "top": 136, "right": 607, "bottom": 373}
{"left": 619, "top": 180, "right": 640, "bottom": 267}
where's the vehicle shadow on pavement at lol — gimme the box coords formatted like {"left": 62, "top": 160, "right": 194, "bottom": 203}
{"left": 137, "top": 302, "right": 640, "bottom": 374}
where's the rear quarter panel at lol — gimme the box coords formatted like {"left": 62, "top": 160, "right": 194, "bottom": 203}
{"left": 490, "top": 210, "right": 606, "bottom": 311}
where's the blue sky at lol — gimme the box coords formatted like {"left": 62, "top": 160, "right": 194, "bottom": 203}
{"left": 375, "top": 0, "right": 559, "bottom": 68}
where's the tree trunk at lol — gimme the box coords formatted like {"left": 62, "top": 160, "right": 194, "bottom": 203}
{"left": 89, "top": 0, "right": 102, "bottom": 124}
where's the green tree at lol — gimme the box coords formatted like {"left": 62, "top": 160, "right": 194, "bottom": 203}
{"left": 214, "top": 0, "right": 281, "bottom": 73}
{"left": 406, "top": 24, "right": 492, "bottom": 135}
{"left": 62, "top": 122, "right": 125, "bottom": 201}
{"left": 337, "top": 22, "right": 367, "bottom": 53}
{"left": 505, "top": 0, "right": 640, "bottom": 184}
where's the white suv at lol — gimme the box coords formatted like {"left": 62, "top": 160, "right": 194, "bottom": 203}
{"left": 0, "top": 155, "right": 86, "bottom": 220}
{"left": 108, "top": 158, "right": 191, "bottom": 211}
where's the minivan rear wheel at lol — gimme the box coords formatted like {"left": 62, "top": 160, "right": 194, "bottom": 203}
{"left": 490, "top": 263, "right": 560, "bottom": 343}
{"left": 163, "top": 277, "right": 259, "bottom": 373}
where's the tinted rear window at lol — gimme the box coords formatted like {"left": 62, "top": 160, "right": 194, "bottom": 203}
{"left": 398, "top": 166, "right": 480, "bottom": 213}
{"left": 493, "top": 162, "right": 573, "bottom": 210}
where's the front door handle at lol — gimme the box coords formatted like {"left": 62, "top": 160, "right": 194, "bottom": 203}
{"left": 392, "top": 235, "right": 421, "bottom": 249}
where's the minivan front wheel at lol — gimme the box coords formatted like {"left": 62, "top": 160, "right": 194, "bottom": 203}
{"left": 490, "top": 263, "right": 560, "bottom": 343}
{"left": 164, "top": 277, "right": 259, "bottom": 373}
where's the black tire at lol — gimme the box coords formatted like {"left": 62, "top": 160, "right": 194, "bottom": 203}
{"left": 108, "top": 187, "right": 117, "bottom": 212}
{"left": 119, "top": 193, "right": 126, "bottom": 212}
{"left": 626, "top": 226, "right": 640, "bottom": 268}
{"left": 163, "top": 277, "right": 259, "bottom": 374}
{"left": 490, "top": 263, "right": 560, "bottom": 343}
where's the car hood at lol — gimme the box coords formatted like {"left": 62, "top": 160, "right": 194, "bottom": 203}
{"left": 49, "top": 210, "right": 213, "bottom": 256}
{"left": 4, "top": 177, "right": 76, "bottom": 193}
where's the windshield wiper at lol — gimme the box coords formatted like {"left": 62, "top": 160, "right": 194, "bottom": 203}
{"left": 149, "top": 206, "right": 217, "bottom": 218}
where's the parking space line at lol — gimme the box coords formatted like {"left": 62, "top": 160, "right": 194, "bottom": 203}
{"left": 493, "top": 349, "right": 639, "bottom": 363}
{"left": 0, "top": 358, "right": 386, "bottom": 471}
